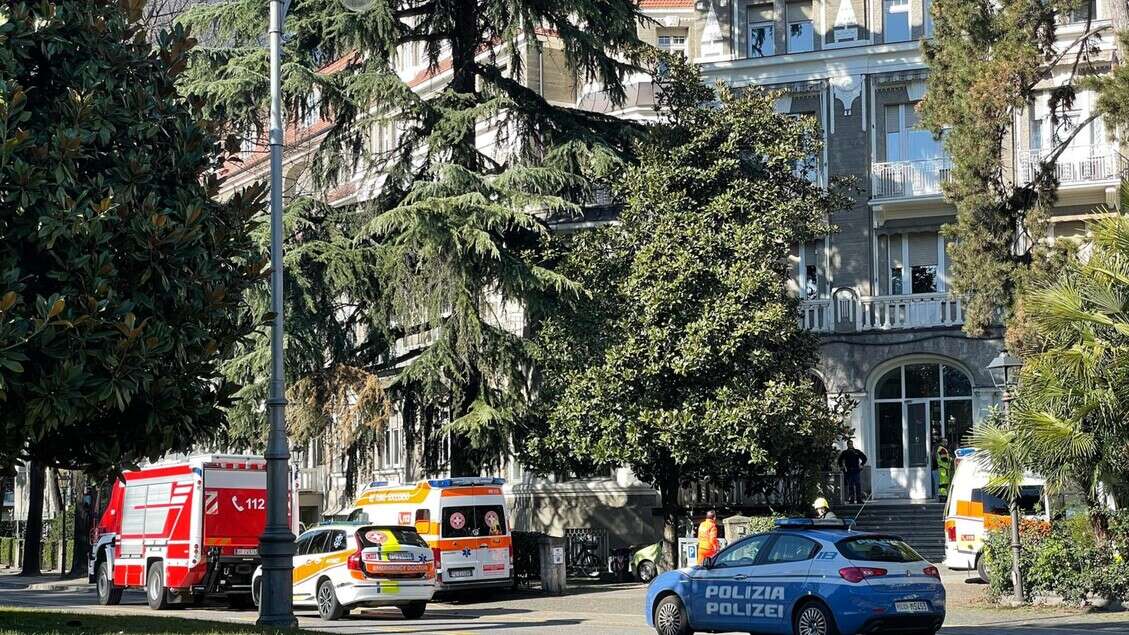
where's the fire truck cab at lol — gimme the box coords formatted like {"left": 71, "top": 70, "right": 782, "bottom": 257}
{"left": 89, "top": 455, "right": 296, "bottom": 609}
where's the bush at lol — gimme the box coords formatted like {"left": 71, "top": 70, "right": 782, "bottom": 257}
{"left": 985, "top": 512, "right": 1129, "bottom": 605}
{"left": 746, "top": 516, "right": 783, "bottom": 534}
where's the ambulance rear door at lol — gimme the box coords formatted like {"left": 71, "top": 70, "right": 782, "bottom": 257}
{"left": 438, "top": 499, "right": 510, "bottom": 583}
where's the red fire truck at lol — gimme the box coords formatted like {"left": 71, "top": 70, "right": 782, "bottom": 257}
{"left": 88, "top": 455, "right": 296, "bottom": 609}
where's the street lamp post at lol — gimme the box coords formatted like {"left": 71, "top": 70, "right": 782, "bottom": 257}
{"left": 257, "top": 0, "right": 297, "bottom": 628}
{"left": 987, "top": 350, "right": 1025, "bottom": 606}
{"left": 257, "top": 0, "right": 376, "bottom": 627}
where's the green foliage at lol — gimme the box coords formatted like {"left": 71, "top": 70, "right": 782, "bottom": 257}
{"left": 521, "top": 56, "right": 850, "bottom": 547}
{"left": 178, "top": 0, "right": 649, "bottom": 471}
{"left": 0, "top": 1, "right": 264, "bottom": 475}
{"left": 985, "top": 515, "right": 1129, "bottom": 604}
{"left": 921, "top": 0, "right": 1129, "bottom": 334}
{"left": 1006, "top": 211, "right": 1129, "bottom": 507}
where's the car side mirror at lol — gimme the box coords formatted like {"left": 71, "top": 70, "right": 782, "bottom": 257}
{"left": 703, "top": 556, "right": 715, "bottom": 569}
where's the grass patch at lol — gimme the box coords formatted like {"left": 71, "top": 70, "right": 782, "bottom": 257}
{"left": 0, "top": 608, "right": 318, "bottom": 634}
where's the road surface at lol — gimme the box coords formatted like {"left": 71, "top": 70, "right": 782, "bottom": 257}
{"left": 1, "top": 572, "right": 1128, "bottom": 634}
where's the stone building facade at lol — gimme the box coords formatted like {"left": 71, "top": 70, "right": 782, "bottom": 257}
{"left": 628, "top": 0, "right": 1120, "bottom": 501}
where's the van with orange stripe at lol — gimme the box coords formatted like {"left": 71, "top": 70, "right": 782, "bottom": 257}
{"left": 943, "top": 448, "right": 1046, "bottom": 581}
{"left": 348, "top": 477, "right": 512, "bottom": 591}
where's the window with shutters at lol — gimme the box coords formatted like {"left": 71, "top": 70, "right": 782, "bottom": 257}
{"left": 657, "top": 29, "right": 689, "bottom": 55}
{"left": 883, "top": 0, "right": 911, "bottom": 43}
{"left": 748, "top": 4, "right": 775, "bottom": 57}
{"left": 786, "top": 2, "right": 814, "bottom": 53}
{"left": 794, "top": 239, "right": 828, "bottom": 299}
{"left": 884, "top": 103, "right": 943, "bottom": 162}
{"left": 877, "top": 232, "right": 945, "bottom": 296}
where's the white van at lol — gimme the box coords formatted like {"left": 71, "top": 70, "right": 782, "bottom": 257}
{"left": 348, "top": 477, "right": 512, "bottom": 591}
{"left": 943, "top": 448, "right": 1046, "bottom": 580}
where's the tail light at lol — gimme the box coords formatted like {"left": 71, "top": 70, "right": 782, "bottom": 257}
{"left": 432, "top": 547, "right": 442, "bottom": 570}
{"left": 838, "top": 566, "right": 887, "bottom": 583}
{"left": 945, "top": 521, "right": 956, "bottom": 543}
{"left": 508, "top": 544, "right": 513, "bottom": 564}
{"left": 923, "top": 566, "right": 940, "bottom": 579}
{"left": 347, "top": 549, "right": 362, "bottom": 572}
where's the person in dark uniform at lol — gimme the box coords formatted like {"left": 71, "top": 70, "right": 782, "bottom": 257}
{"left": 837, "top": 439, "right": 868, "bottom": 504}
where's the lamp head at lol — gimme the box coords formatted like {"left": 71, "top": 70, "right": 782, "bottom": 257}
{"left": 986, "top": 351, "right": 1023, "bottom": 391}
{"left": 340, "top": 0, "right": 376, "bottom": 11}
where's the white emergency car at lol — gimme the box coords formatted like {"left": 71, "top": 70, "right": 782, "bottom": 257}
{"left": 252, "top": 523, "right": 435, "bottom": 621}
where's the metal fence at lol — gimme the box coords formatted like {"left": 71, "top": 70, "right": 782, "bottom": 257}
{"left": 564, "top": 527, "right": 607, "bottom": 577}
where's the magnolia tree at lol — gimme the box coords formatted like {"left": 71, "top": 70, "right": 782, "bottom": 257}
{"left": 0, "top": 0, "right": 263, "bottom": 573}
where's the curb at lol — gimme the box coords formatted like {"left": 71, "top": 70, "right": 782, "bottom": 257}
{"left": 25, "top": 581, "right": 92, "bottom": 592}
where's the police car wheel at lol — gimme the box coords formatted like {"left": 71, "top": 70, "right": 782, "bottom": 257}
{"left": 316, "top": 578, "right": 346, "bottom": 621}
{"left": 654, "top": 595, "right": 692, "bottom": 635}
{"left": 794, "top": 601, "right": 838, "bottom": 635}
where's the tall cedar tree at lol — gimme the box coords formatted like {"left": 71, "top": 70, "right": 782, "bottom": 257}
{"left": 0, "top": 0, "right": 263, "bottom": 572}
{"left": 178, "top": 0, "right": 646, "bottom": 475}
{"left": 920, "top": 0, "right": 1129, "bottom": 334}
{"left": 520, "top": 57, "right": 851, "bottom": 569}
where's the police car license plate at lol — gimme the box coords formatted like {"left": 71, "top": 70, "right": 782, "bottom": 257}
{"left": 895, "top": 601, "right": 930, "bottom": 613}
{"left": 448, "top": 568, "right": 474, "bottom": 579}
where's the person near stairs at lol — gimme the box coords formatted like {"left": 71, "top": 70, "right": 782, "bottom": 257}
{"left": 813, "top": 497, "right": 837, "bottom": 520}
{"left": 696, "top": 510, "right": 720, "bottom": 564}
{"left": 934, "top": 442, "right": 954, "bottom": 501}
{"left": 837, "top": 439, "right": 868, "bottom": 504}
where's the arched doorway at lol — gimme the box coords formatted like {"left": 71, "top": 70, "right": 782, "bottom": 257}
{"left": 870, "top": 360, "right": 974, "bottom": 499}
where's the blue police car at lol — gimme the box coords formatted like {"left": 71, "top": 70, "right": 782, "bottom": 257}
{"left": 645, "top": 518, "right": 944, "bottom": 635}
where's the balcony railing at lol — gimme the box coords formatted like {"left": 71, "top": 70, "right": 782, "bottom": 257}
{"left": 859, "top": 293, "right": 964, "bottom": 330}
{"left": 871, "top": 157, "right": 953, "bottom": 200}
{"left": 799, "top": 298, "right": 833, "bottom": 332}
{"left": 1018, "top": 145, "right": 1125, "bottom": 186}
{"left": 800, "top": 291, "right": 964, "bottom": 332}
{"left": 298, "top": 465, "right": 328, "bottom": 493}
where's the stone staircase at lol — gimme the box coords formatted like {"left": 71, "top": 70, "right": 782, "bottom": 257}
{"left": 833, "top": 501, "right": 946, "bottom": 563}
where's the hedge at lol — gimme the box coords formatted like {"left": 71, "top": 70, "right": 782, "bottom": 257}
{"left": 984, "top": 512, "right": 1129, "bottom": 605}
{"left": 0, "top": 539, "right": 75, "bottom": 572}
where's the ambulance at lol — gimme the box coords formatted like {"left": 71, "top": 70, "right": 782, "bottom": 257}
{"left": 89, "top": 455, "right": 297, "bottom": 609}
{"left": 348, "top": 477, "right": 512, "bottom": 590}
{"left": 943, "top": 448, "right": 1046, "bottom": 581}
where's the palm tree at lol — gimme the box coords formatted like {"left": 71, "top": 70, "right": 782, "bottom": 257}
{"left": 1007, "top": 189, "right": 1129, "bottom": 516}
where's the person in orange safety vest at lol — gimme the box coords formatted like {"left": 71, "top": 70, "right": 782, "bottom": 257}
{"left": 697, "top": 510, "right": 720, "bottom": 564}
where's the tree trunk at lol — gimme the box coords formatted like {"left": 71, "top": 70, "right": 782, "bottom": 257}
{"left": 19, "top": 462, "right": 45, "bottom": 577}
{"left": 68, "top": 473, "right": 90, "bottom": 579}
{"left": 49, "top": 468, "right": 65, "bottom": 575}
{"left": 449, "top": 371, "right": 482, "bottom": 477}
{"left": 449, "top": 0, "right": 480, "bottom": 171}
{"left": 657, "top": 471, "right": 682, "bottom": 572}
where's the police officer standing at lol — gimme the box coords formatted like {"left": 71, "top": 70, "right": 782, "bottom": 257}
{"left": 697, "top": 510, "right": 720, "bottom": 564}
{"left": 837, "top": 439, "right": 868, "bottom": 504}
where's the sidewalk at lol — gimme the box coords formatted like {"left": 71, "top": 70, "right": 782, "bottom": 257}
{"left": 0, "top": 568, "right": 91, "bottom": 592}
